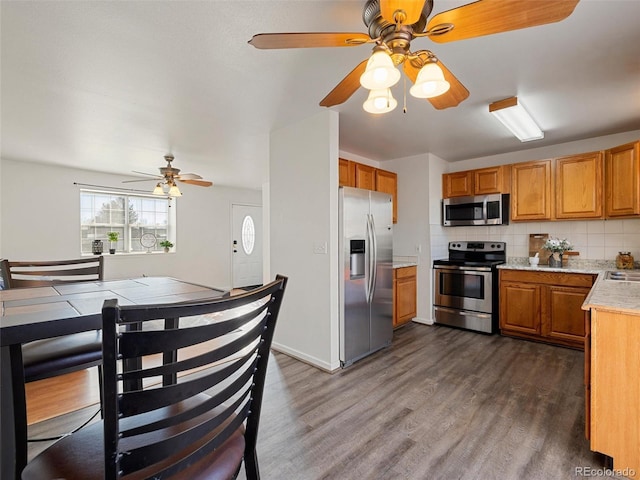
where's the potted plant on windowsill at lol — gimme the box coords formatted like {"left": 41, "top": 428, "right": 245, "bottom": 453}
{"left": 107, "top": 232, "right": 119, "bottom": 254}
{"left": 159, "top": 240, "right": 173, "bottom": 253}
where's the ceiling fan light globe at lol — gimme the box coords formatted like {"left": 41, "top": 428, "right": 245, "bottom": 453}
{"left": 152, "top": 183, "right": 165, "bottom": 195}
{"left": 410, "top": 62, "right": 450, "bottom": 98}
{"left": 360, "top": 51, "right": 400, "bottom": 90}
{"left": 363, "top": 88, "right": 397, "bottom": 114}
{"left": 168, "top": 184, "right": 182, "bottom": 197}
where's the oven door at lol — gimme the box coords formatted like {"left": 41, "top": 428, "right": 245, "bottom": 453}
{"left": 433, "top": 264, "right": 493, "bottom": 314}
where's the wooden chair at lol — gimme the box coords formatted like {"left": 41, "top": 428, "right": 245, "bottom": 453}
{"left": 22, "top": 275, "right": 288, "bottom": 480}
{"left": 0, "top": 257, "right": 104, "bottom": 288}
{"left": 0, "top": 257, "right": 105, "bottom": 473}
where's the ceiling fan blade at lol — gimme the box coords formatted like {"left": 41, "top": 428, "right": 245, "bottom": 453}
{"left": 380, "top": 0, "right": 427, "bottom": 26}
{"left": 132, "top": 171, "right": 162, "bottom": 178}
{"left": 175, "top": 173, "right": 203, "bottom": 180}
{"left": 320, "top": 59, "right": 369, "bottom": 107}
{"left": 403, "top": 58, "right": 469, "bottom": 110}
{"left": 427, "top": 0, "right": 580, "bottom": 43}
{"left": 248, "top": 32, "right": 371, "bottom": 49}
{"left": 122, "top": 178, "right": 160, "bottom": 183}
{"left": 179, "top": 179, "right": 213, "bottom": 187}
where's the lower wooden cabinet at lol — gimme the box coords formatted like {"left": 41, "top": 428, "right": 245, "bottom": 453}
{"left": 586, "top": 307, "right": 640, "bottom": 478}
{"left": 393, "top": 266, "right": 417, "bottom": 328}
{"left": 499, "top": 269, "right": 596, "bottom": 349}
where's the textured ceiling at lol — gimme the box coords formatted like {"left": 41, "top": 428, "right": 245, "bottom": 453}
{"left": 2, "top": 1, "right": 640, "bottom": 189}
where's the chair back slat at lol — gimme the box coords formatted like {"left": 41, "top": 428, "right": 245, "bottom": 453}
{"left": 118, "top": 300, "right": 270, "bottom": 358}
{"left": 120, "top": 318, "right": 266, "bottom": 388}
{"left": 119, "top": 348, "right": 258, "bottom": 417}
{"left": 101, "top": 275, "right": 287, "bottom": 479}
{"left": 0, "top": 257, "right": 104, "bottom": 288}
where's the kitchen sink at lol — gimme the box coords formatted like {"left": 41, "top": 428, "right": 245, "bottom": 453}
{"left": 605, "top": 270, "right": 640, "bottom": 282}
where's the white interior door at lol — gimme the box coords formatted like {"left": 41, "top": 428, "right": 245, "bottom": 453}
{"left": 232, "top": 204, "right": 263, "bottom": 289}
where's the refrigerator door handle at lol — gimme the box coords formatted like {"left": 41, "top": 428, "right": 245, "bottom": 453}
{"left": 364, "top": 214, "right": 371, "bottom": 302}
{"left": 369, "top": 214, "right": 377, "bottom": 304}
{"left": 365, "top": 214, "right": 373, "bottom": 304}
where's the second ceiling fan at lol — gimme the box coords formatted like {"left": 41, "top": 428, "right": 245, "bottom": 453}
{"left": 249, "top": 0, "right": 580, "bottom": 113}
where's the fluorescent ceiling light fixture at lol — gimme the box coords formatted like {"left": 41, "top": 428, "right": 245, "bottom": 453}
{"left": 363, "top": 88, "right": 397, "bottom": 114}
{"left": 360, "top": 50, "right": 401, "bottom": 90}
{"left": 409, "top": 62, "right": 450, "bottom": 99}
{"left": 489, "top": 97, "right": 544, "bottom": 142}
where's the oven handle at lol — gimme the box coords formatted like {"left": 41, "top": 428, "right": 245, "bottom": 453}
{"left": 433, "top": 264, "right": 492, "bottom": 272}
{"left": 434, "top": 306, "right": 492, "bottom": 319}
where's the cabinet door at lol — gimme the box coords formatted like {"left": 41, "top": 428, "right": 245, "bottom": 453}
{"left": 354, "top": 163, "right": 376, "bottom": 190}
{"left": 500, "top": 281, "right": 541, "bottom": 335}
{"left": 394, "top": 267, "right": 417, "bottom": 327}
{"left": 474, "top": 166, "right": 507, "bottom": 195}
{"left": 555, "top": 151, "right": 603, "bottom": 219}
{"left": 605, "top": 141, "right": 640, "bottom": 217}
{"left": 511, "top": 160, "right": 552, "bottom": 221}
{"left": 375, "top": 168, "right": 397, "bottom": 223}
{"left": 543, "top": 285, "right": 590, "bottom": 347}
{"left": 442, "top": 171, "right": 473, "bottom": 198}
{"left": 339, "top": 158, "right": 355, "bottom": 187}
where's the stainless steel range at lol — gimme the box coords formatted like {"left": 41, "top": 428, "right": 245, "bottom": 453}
{"left": 433, "top": 241, "right": 506, "bottom": 334}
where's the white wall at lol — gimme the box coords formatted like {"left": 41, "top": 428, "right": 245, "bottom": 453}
{"left": 269, "top": 110, "right": 340, "bottom": 371}
{"left": 385, "top": 153, "right": 432, "bottom": 323}
{"left": 0, "top": 158, "right": 261, "bottom": 290}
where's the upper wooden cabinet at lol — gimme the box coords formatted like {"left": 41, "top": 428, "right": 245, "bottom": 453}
{"left": 605, "top": 141, "right": 640, "bottom": 218}
{"left": 375, "top": 168, "right": 398, "bottom": 224}
{"left": 555, "top": 151, "right": 604, "bottom": 219}
{"left": 474, "top": 165, "right": 510, "bottom": 195}
{"left": 338, "top": 158, "right": 355, "bottom": 187}
{"left": 442, "top": 170, "right": 473, "bottom": 198}
{"left": 339, "top": 158, "right": 398, "bottom": 223}
{"left": 511, "top": 160, "right": 553, "bottom": 221}
{"left": 442, "top": 166, "right": 509, "bottom": 198}
{"left": 354, "top": 163, "right": 376, "bottom": 190}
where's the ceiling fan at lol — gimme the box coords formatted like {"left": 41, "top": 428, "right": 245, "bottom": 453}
{"left": 123, "top": 155, "right": 213, "bottom": 197}
{"left": 249, "top": 0, "right": 579, "bottom": 112}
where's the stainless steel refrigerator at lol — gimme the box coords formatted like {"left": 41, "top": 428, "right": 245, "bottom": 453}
{"left": 339, "top": 186, "right": 393, "bottom": 367}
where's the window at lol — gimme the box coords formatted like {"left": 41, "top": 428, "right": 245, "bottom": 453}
{"left": 241, "top": 215, "right": 255, "bottom": 255}
{"left": 80, "top": 190, "right": 175, "bottom": 254}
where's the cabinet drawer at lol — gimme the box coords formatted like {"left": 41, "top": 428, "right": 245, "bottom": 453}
{"left": 395, "top": 266, "right": 416, "bottom": 279}
{"left": 500, "top": 269, "right": 595, "bottom": 288}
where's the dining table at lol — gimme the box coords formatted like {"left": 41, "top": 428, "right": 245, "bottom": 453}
{"left": 0, "top": 276, "right": 228, "bottom": 480}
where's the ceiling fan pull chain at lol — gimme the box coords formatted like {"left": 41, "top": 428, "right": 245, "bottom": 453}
{"left": 403, "top": 77, "right": 407, "bottom": 113}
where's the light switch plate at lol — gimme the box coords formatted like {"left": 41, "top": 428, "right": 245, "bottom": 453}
{"left": 313, "top": 242, "right": 327, "bottom": 254}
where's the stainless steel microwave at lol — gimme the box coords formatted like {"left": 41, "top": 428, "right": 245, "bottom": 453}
{"left": 442, "top": 194, "right": 510, "bottom": 226}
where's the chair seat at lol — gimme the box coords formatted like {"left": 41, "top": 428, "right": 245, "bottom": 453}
{"left": 21, "top": 395, "right": 246, "bottom": 480}
{"left": 22, "top": 330, "right": 102, "bottom": 381}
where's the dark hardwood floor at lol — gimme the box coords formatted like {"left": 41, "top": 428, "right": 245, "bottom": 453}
{"left": 28, "top": 322, "right": 608, "bottom": 479}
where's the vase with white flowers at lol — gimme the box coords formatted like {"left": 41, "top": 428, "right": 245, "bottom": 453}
{"left": 543, "top": 237, "right": 573, "bottom": 267}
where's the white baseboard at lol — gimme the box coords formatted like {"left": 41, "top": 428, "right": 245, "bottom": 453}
{"left": 270, "top": 342, "right": 339, "bottom": 373}
{"left": 412, "top": 316, "right": 434, "bottom": 325}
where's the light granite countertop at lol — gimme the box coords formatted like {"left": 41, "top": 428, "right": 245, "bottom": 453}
{"left": 498, "top": 257, "right": 614, "bottom": 275}
{"left": 582, "top": 272, "right": 640, "bottom": 315}
{"left": 393, "top": 262, "right": 418, "bottom": 269}
{"left": 497, "top": 263, "right": 604, "bottom": 275}
{"left": 393, "top": 255, "right": 418, "bottom": 269}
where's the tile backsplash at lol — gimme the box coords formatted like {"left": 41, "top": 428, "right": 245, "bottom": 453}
{"left": 430, "top": 218, "right": 640, "bottom": 263}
